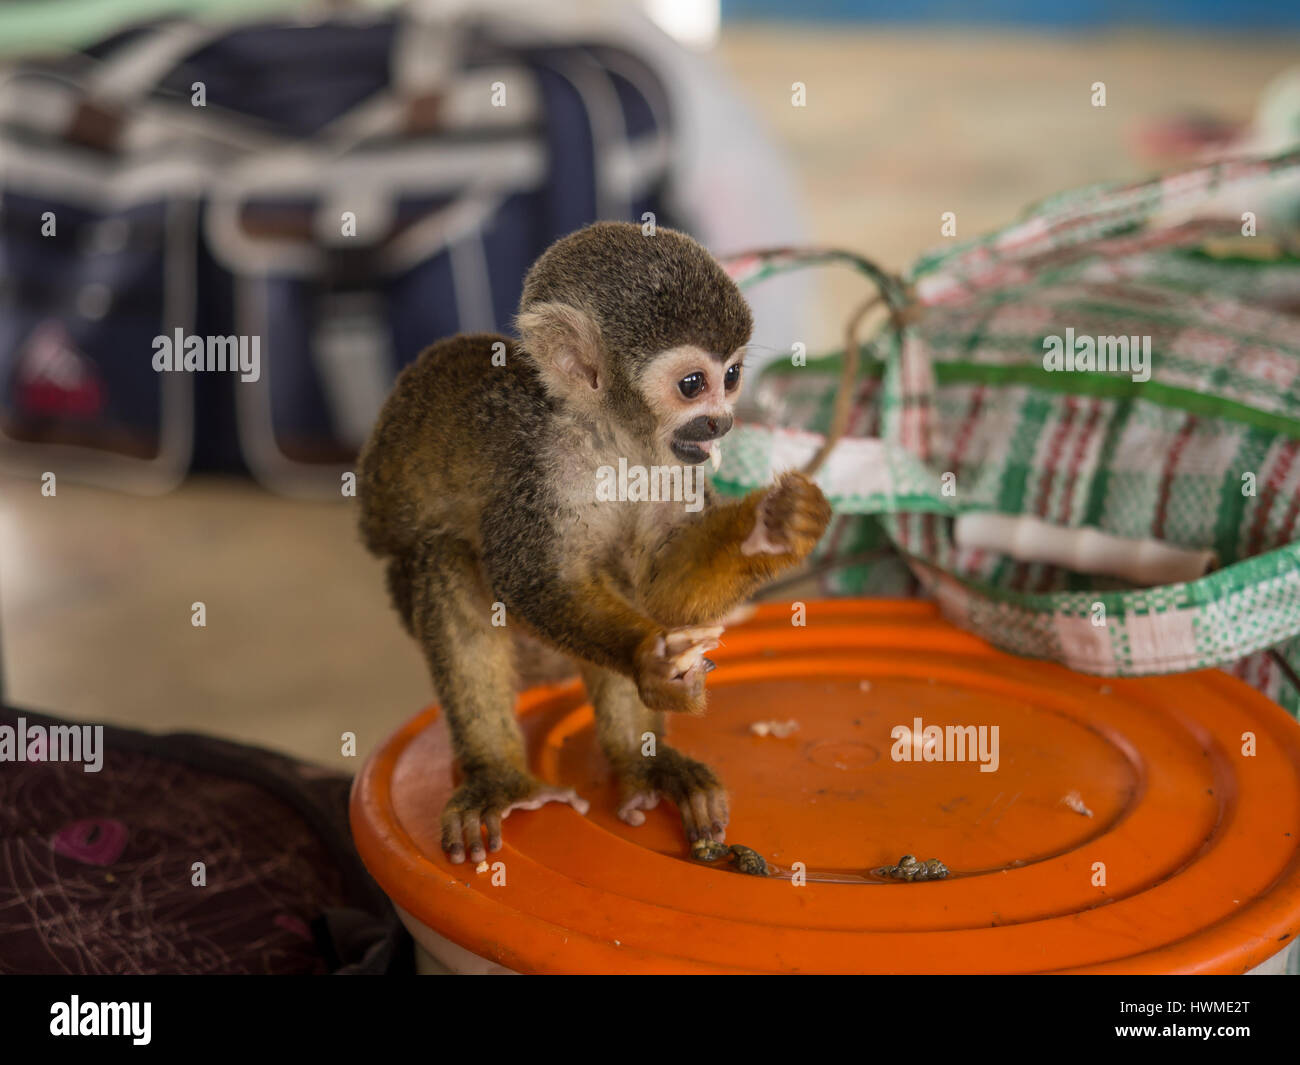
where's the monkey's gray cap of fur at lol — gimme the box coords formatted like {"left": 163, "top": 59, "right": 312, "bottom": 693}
{"left": 518, "top": 221, "right": 753, "bottom": 370}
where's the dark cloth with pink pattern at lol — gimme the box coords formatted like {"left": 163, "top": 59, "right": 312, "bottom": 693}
{"left": 0, "top": 705, "right": 409, "bottom": 974}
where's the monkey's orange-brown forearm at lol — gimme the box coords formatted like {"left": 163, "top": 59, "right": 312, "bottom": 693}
{"left": 506, "top": 571, "right": 660, "bottom": 678}
{"left": 640, "top": 492, "right": 792, "bottom": 626}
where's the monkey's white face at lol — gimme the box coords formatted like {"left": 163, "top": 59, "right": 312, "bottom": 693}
{"left": 636, "top": 345, "right": 745, "bottom": 467}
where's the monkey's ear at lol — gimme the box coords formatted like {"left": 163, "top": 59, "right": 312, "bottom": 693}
{"left": 516, "top": 302, "right": 605, "bottom": 399}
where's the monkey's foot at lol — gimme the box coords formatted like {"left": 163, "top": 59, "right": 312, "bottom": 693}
{"left": 440, "top": 766, "right": 590, "bottom": 864}
{"left": 741, "top": 471, "right": 832, "bottom": 559}
{"left": 617, "top": 747, "right": 729, "bottom": 844}
{"left": 634, "top": 625, "right": 723, "bottom": 714}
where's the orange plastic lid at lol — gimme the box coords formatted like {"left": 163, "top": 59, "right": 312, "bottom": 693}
{"left": 350, "top": 600, "right": 1300, "bottom": 973}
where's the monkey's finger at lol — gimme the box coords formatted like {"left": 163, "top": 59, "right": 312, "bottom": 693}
{"left": 441, "top": 810, "right": 467, "bottom": 864}
{"left": 775, "top": 471, "right": 815, "bottom": 495}
{"left": 484, "top": 811, "right": 504, "bottom": 852}
{"left": 707, "top": 789, "right": 730, "bottom": 840}
{"left": 788, "top": 506, "right": 832, "bottom": 539}
{"left": 668, "top": 639, "right": 721, "bottom": 677}
{"left": 687, "top": 791, "right": 715, "bottom": 842}
{"left": 461, "top": 810, "right": 486, "bottom": 864}
{"left": 662, "top": 626, "right": 725, "bottom": 654}
{"left": 688, "top": 791, "right": 727, "bottom": 843}
{"left": 679, "top": 800, "right": 702, "bottom": 843}
{"left": 787, "top": 499, "right": 828, "bottom": 528}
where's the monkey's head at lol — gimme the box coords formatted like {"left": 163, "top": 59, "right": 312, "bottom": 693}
{"left": 516, "top": 222, "right": 752, "bottom": 465}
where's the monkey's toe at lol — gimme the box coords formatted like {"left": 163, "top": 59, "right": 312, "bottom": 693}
{"left": 680, "top": 787, "right": 730, "bottom": 844}
{"left": 619, "top": 749, "right": 729, "bottom": 843}
{"left": 441, "top": 807, "right": 491, "bottom": 864}
{"left": 616, "top": 789, "right": 661, "bottom": 826}
{"left": 440, "top": 808, "right": 471, "bottom": 864}
{"left": 617, "top": 782, "right": 727, "bottom": 842}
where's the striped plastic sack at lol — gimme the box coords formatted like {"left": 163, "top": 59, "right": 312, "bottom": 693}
{"left": 717, "top": 148, "right": 1300, "bottom": 717}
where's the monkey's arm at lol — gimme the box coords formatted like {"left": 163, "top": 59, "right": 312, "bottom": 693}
{"left": 485, "top": 532, "right": 721, "bottom": 714}
{"left": 641, "top": 471, "right": 831, "bottom": 626}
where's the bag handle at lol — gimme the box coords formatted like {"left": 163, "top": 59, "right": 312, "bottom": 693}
{"left": 64, "top": 20, "right": 229, "bottom": 151}
{"left": 62, "top": 6, "right": 466, "bottom": 152}
{"left": 722, "top": 247, "right": 917, "bottom": 475}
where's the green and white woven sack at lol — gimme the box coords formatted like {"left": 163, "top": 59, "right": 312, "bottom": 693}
{"left": 717, "top": 148, "right": 1300, "bottom": 717}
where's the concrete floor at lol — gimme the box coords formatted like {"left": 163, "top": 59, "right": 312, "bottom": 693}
{"left": 3, "top": 26, "right": 1298, "bottom": 768}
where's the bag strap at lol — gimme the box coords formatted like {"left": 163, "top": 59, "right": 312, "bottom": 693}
{"left": 723, "top": 247, "right": 917, "bottom": 474}
{"left": 62, "top": 7, "right": 468, "bottom": 152}
{"left": 64, "top": 19, "right": 229, "bottom": 151}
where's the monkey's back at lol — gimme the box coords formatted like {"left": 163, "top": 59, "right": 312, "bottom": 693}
{"left": 356, "top": 333, "right": 551, "bottom": 559}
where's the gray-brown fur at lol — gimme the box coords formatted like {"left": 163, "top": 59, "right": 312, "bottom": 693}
{"left": 520, "top": 222, "right": 752, "bottom": 373}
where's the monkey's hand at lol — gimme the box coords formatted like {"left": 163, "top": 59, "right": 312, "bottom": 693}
{"left": 640, "top": 471, "right": 832, "bottom": 628}
{"left": 741, "top": 471, "right": 832, "bottom": 561}
{"left": 440, "top": 765, "right": 590, "bottom": 864}
{"left": 616, "top": 746, "right": 729, "bottom": 844}
{"left": 634, "top": 625, "right": 723, "bottom": 714}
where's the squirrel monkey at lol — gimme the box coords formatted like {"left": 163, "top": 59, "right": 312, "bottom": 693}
{"left": 358, "top": 222, "right": 831, "bottom": 864}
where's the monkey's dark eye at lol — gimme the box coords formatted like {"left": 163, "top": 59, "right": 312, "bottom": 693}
{"left": 678, "top": 372, "right": 706, "bottom": 399}
{"left": 724, "top": 364, "right": 742, "bottom": 391}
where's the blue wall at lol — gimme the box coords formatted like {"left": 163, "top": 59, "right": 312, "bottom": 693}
{"left": 723, "top": 1, "right": 1300, "bottom": 29}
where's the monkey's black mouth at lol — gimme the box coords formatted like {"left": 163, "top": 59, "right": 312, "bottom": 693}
{"left": 671, "top": 439, "right": 711, "bottom": 465}
{"left": 671, "top": 413, "right": 732, "bottom": 466}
